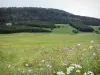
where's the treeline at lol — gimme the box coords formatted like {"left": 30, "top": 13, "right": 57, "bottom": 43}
{"left": 0, "top": 25, "right": 51, "bottom": 34}
{"left": 0, "top": 20, "right": 56, "bottom": 33}
{"left": 0, "top": 7, "right": 100, "bottom": 26}
{"left": 14, "top": 20, "right": 56, "bottom": 28}
{"left": 69, "top": 22, "right": 94, "bottom": 32}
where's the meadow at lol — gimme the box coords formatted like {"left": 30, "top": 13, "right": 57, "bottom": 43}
{"left": 0, "top": 24, "right": 100, "bottom": 75}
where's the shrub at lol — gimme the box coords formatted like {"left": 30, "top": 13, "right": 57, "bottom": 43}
{"left": 98, "top": 27, "right": 100, "bottom": 30}
{"left": 72, "top": 29, "right": 78, "bottom": 33}
{"left": 69, "top": 22, "right": 94, "bottom": 32}
{"left": 95, "top": 30, "right": 100, "bottom": 34}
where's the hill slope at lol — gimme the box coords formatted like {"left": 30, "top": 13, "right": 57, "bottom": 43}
{"left": 0, "top": 7, "right": 100, "bottom": 26}
{"left": 52, "top": 24, "right": 77, "bottom": 34}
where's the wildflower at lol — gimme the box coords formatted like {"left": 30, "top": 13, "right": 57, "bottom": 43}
{"left": 87, "top": 71, "right": 94, "bottom": 75}
{"left": 90, "top": 40, "right": 94, "bottom": 43}
{"left": 80, "top": 57, "right": 83, "bottom": 60}
{"left": 63, "top": 60, "right": 68, "bottom": 64}
{"left": 92, "top": 53, "right": 96, "bottom": 56}
{"left": 41, "top": 60, "right": 45, "bottom": 63}
{"left": 64, "top": 47, "right": 68, "bottom": 51}
{"left": 8, "top": 64, "right": 11, "bottom": 68}
{"left": 76, "top": 70, "right": 80, "bottom": 73}
{"left": 77, "top": 44, "right": 80, "bottom": 46}
{"left": 25, "top": 64, "right": 29, "bottom": 67}
{"left": 66, "top": 66, "right": 74, "bottom": 74}
{"left": 83, "top": 71, "right": 94, "bottom": 75}
{"left": 71, "top": 64, "right": 82, "bottom": 68}
{"left": 89, "top": 46, "right": 93, "bottom": 49}
{"left": 72, "top": 48, "right": 75, "bottom": 51}
{"left": 47, "top": 65, "right": 52, "bottom": 69}
{"left": 40, "top": 68, "right": 44, "bottom": 71}
{"left": 57, "top": 71, "right": 65, "bottom": 75}
{"left": 66, "top": 68, "right": 71, "bottom": 74}
{"left": 83, "top": 72, "right": 87, "bottom": 75}
{"left": 28, "top": 69, "right": 33, "bottom": 73}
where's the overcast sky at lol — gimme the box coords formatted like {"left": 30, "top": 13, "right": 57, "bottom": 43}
{"left": 0, "top": 0, "right": 100, "bottom": 18}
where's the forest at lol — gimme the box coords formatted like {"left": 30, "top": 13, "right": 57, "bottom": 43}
{"left": 0, "top": 7, "right": 100, "bottom": 33}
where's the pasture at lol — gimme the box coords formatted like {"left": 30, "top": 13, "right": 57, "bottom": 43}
{"left": 0, "top": 32, "right": 100, "bottom": 75}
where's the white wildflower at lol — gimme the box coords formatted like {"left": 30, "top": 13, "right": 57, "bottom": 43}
{"left": 71, "top": 64, "right": 82, "bottom": 68}
{"left": 66, "top": 66, "right": 74, "bottom": 74}
{"left": 25, "top": 64, "right": 29, "bottom": 67}
{"left": 8, "top": 64, "right": 11, "bottom": 68}
{"left": 87, "top": 71, "right": 94, "bottom": 75}
{"left": 83, "top": 71, "right": 94, "bottom": 75}
{"left": 57, "top": 71, "right": 65, "bottom": 75}
{"left": 90, "top": 40, "right": 94, "bottom": 43}
{"left": 83, "top": 72, "right": 87, "bottom": 75}
{"left": 66, "top": 70, "right": 70, "bottom": 74}
{"left": 76, "top": 70, "right": 81, "bottom": 73}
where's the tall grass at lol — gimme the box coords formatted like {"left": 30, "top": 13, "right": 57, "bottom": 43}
{"left": 0, "top": 39, "right": 100, "bottom": 75}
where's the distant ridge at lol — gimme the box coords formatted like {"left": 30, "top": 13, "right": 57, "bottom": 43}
{"left": 0, "top": 7, "right": 100, "bottom": 26}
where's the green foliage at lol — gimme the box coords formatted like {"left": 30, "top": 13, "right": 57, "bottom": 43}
{"left": 98, "top": 27, "right": 100, "bottom": 30}
{"left": 72, "top": 29, "right": 78, "bottom": 33}
{"left": 0, "top": 25, "right": 52, "bottom": 33}
{"left": 91, "top": 26, "right": 100, "bottom": 34}
{"left": 0, "top": 7, "right": 100, "bottom": 25}
{"left": 14, "top": 20, "right": 56, "bottom": 28}
{"left": 69, "top": 22, "right": 94, "bottom": 32}
{"left": 0, "top": 20, "right": 57, "bottom": 33}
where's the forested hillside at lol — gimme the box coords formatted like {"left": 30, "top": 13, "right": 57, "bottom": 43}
{"left": 0, "top": 7, "right": 100, "bottom": 26}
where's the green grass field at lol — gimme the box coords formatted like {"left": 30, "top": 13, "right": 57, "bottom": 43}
{"left": 0, "top": 24, "right": 100, "bottom": 75}
{"left": 91, "top": 26, "right": 100, "bottom": 30}
{"left": 52, "top": 24, "right": 78, "bottom": 34}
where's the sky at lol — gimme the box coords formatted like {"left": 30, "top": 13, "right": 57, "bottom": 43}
{"left": 0, "top": 0, "right": 100, "bottom": 18}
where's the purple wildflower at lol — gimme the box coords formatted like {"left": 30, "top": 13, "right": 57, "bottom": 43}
{"left": 64, "top": 47, "right": 68, "bottom": 51}
{"left": 47, "top": 65, "right": 52, "bottom": 69}
{"left": 28, "top": 69, "right": 33, "bottom": 73}
{"left": 77, "top": 44, "right": 80, "bottom": 46}
{"left": 80, "top": 57, "right": 83, "bottom": 60}
{"left": 64, "top": 60, "right": 68, "bottom": 64}
{"left": 41, "top": 60, "right": 45, "bottom": 63}
{"left": 40, "top": 68, "right": 44, "bottom": 71}
{"left": 72, "top": 48, "right": 75, "bottom": 51}
{"left": 93, "top": 53, "right": 96, "bottom": 56}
